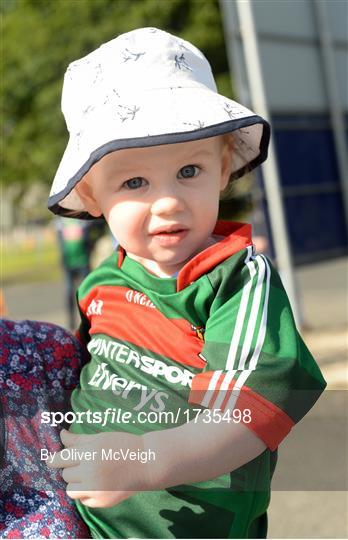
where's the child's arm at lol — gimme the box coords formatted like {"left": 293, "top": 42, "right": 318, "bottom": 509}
{"left": 144, "top": 412, "right": 267, "bottom": 486}
{"left": 48, "top": 417, "right": 265, "bottom": 508}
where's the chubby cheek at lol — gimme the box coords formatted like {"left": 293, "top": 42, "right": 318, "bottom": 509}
{"left": 105, "top": 202, "right": 146, "bottom": 247}
{"left": 198, "top": 189, "right": 220, "bottom": 221}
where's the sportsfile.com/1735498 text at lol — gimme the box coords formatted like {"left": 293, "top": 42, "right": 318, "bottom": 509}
{"left": 40, "top": 407, "right": 252, "bottom": 427}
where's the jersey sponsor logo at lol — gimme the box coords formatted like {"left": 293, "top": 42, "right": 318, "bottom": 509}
{"left": 87, "top": 299, "right": 103, "bottom": 316}
{"left": 88, "top": 337, "right": 194, "bottom": 387}
{"left": 125, "top": 289, "right": 156, "bottom": 309}
{"left": 88, "top": 362, "right": 169, "bottom": 411}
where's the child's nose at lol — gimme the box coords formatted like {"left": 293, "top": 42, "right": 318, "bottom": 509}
{"left": 150, "top": 192, "right": 185, "bottom": 216}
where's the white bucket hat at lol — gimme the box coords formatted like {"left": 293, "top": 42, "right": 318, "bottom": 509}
{"left": 48, "top": 27, "right": 270, "bottom": 218}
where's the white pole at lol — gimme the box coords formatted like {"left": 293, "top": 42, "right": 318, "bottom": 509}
{"left": 313, "top": 0, "right": 348, "bottom": 234}
{"left": 235, "top": 0, "right": 301, "bottom": 326}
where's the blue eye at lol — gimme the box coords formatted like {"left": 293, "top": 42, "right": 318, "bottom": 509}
{"left": 178, "top": 165, "right": 199, "bottom": 179}
{"left": 124, "top": 177, "right": 145, "bottom": 189}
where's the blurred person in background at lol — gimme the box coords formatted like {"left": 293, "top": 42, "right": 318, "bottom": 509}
{"left": 56, "top": 217, "right": 92, "bottom": 329}
{"left": 56, "top": 217, "right": 107, "bottom": 329}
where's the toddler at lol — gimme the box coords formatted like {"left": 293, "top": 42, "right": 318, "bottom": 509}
{"left": 47, "top": 28, "right": 326, "bottom": 539}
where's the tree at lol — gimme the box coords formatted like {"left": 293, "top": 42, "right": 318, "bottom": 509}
{"left": 2, "top": 0, "right": 233, "bottom": 196}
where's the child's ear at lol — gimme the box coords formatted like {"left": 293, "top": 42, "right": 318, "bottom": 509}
{"left": 220, "top": 140, "right": 233, "bottom": 191}
{"left": 75, "top": 178, "right": 102, "bottom": 217}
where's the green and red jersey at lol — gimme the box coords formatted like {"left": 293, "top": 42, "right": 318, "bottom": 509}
{"left": 72, "top": 220, "right": 326, "bottom": 539}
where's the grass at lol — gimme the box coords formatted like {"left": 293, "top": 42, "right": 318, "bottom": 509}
{"left": 2, "top": 240, "right": 62, "bottom": 285}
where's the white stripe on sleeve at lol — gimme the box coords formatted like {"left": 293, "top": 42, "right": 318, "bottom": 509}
{"left": 248, "top": 255, "right": 271, "bottom": 370}
{"left": 201, "top": 369, "right": 223, "bottom": 408}
{"left": 211, "top": 369, "right": 237, "bottom": 410}
{"left": 237, "top": 255, "right": 266, "bottom": 370}
{"left": 225, "top": 246, "right": 255, "bottom": 370}
{"left": 225, "top": 255, "right": 271, "bottom": 410}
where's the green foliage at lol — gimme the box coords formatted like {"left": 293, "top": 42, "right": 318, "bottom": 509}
{"left": 2, "top": 0, "right": 233, "bottom": 194}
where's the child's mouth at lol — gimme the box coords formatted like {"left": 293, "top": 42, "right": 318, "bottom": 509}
{"left": 150, "top": 228, "right": 189, "bottom": 246}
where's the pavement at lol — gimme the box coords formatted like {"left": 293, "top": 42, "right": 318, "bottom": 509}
{"left": 3, "top": 255, "right": 348, "bottom": 538}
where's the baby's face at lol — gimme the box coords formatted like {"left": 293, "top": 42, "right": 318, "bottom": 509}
{"left": 76, "top": 137, "right": 231, "bottom": 277}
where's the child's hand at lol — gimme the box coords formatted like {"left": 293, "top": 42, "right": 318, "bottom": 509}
{"left": 47, "top": 429, "right": 152, "bottom": 508}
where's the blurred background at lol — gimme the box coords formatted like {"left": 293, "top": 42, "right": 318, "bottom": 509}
{"left": 1, "top": 0, "right": 347, "bottom": 537}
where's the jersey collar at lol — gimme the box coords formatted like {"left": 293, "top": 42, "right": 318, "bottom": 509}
{"left": 176, "top": 221, "right": 252, "bottom": 291}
